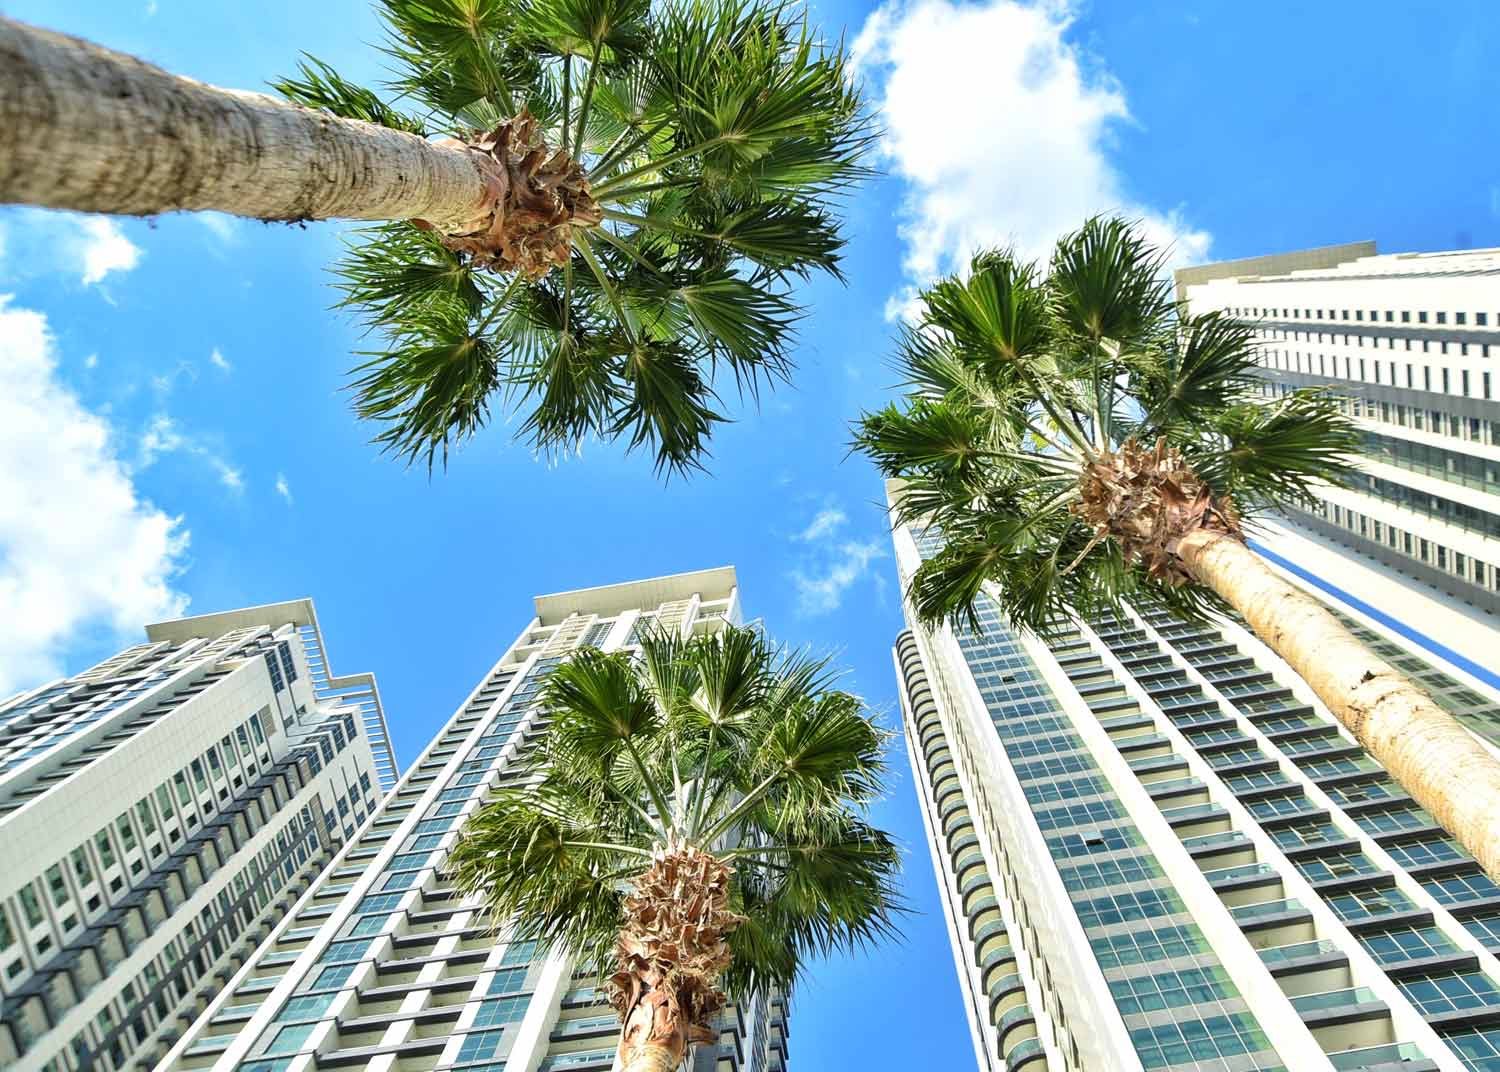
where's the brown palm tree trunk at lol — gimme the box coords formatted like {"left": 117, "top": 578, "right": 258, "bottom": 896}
{"left": 0, "top": 17, "right": 487, "bottom": 230}
{"left": 1176, "top": 528, "right": 1500, "bottom": 882}
{"left": 616, "top": 983, "right": 692, "bottom": 1072}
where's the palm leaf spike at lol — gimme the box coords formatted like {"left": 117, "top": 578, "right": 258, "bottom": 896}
{"left": 857, "top": 214, "right": 1500, "bottom": 883}
{"left": 446, "top": 626, "right": 902, "bottom": 1072}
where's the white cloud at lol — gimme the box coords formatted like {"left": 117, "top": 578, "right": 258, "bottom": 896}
{"left": 83, "top": 353, "right": 98, "bottom": 369}
{"left": 77, "top": 217, "right": 142, "bottom": 286}
{"left": 274, "top": 473, "right": 293, "bottom": 505}
{"left": 197, "top": 213, "right": 240, "bottom": 246}
{"left": 798, "top": 506, "right": 848, "bottom": 542}
{"left": 209, "top": 347, "right": 231, "bottom": 373}
{"left": 0, "top": 210, "right": 144, "bottom": 290}
{"left": 0, "top": 296, "right": 189, "bottom": 695}
{"left": 792, "top": 540, "right": 889, "bottom": 616}
{"left": 852, "top": 0, "right": 1211, "bottom": 317}
{"left": 138, "top": 412, "right": 244, "bottom": 494}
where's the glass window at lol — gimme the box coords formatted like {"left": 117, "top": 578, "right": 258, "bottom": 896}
{"left": 135, "top": 801, "right": 157, "bottom": 835}
{"left": 275, "top": 994, "right": 335, "bottom": 1023}
{"left": 472, "top": 994, "right": 531, "bottom": 1027}
{"left": 116, "top": 815, "right": 137, "bottom": 852}
{"left": 18, "top": 884, "right": 45, "bottom": 927}
{"left": 1359, "top": 924, "right": 1461, "bottom": 965}
{"left": 499, "top": 941, "right": 540, "bottom": 967}
{"left": 94, "top": 831, "right": 116, "bottom": 869}
{"left": 71, "top": 847, "right": 94, "bottom": 886}
{"left": 1327, "top": 886, "right": 1417, "bottom": 921}
{"left": 455, "top": 1029, "right": 505, "bottom": 1063}
{"left": 1385, "top": 836, "right": 1468, "bottom": 870}
{"left": 45, "top": 865, "right": 69, "bottom": 908}
{"left": 1398, "top": 969, "right": 1500, "bottom": 1015}
{"left": 0, "top": 905, "right": 14, "bottom": 951}
{"left": 1422, "top": 871, "right": 1500, "bottom": 906}
{"left": 488, "top": 966, "right": 529, "bottom": 995}
{"left": 264, "top": 1023, "right": 315, "bottom": 1055}
{"left": 1128, "top": 1013, "right": 1272, "bottom": 1069}
{"left": 1110, "top": 966, "right": 1232, "bottom": 1014}
{"left": 308, "top": 965, "right": 356, "bottom": 991}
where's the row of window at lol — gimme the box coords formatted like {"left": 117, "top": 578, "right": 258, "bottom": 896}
{"left": 1311, "top": 500, "right": 1500, "bottom": 596}
{"left": 1230, "top": 304, "right": 1496, "bottom": 328}
{"left": 1261, "top": 346, "right": 1494, "bottom": 399}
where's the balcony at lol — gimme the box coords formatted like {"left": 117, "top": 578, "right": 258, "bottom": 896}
{"left": 1204, "top": 862, "right": 1280, "bottom": 891}
{"left": 1327, "top": 1042, "right": 1435, "bottom": 1071}
{"left": 1231, "top": 898, "right": 1309, "bottom": 925}
{"left": 1258, "top": 939, "right": 1343, "bottom": 970}
{"left": 1291, "top": 986, "right": 1387, "bottom": 1024}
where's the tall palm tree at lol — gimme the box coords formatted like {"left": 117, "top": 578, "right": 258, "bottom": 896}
{"left": 446, "top": 626, "right": 901, "bottom": 1072}
{"left": 854, "top": 216, "right": 1500, "bottom": 882}
{"left": 0, "top": 0, "right": 870, "bottom": 474}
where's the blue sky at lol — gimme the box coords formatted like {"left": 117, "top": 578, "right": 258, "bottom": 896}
{"left": 2, "top": 0, "right": 1499, "bottom": 1066}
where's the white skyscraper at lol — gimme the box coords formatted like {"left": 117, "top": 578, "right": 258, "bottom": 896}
{"left": 0, "top": 600, "right": 393, "bottom": 1072}
{"left": 160, "top": 568, "right": 788, "bottom": 1072}
{"left": 888, "top": 483, "right": 1500, "bottom": 1072}
{"left": 1175, "top": 243, "right": 1500, "bottom": 625}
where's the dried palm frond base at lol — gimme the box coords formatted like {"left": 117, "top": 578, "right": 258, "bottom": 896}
{"left": 415, "top": 110, "right": 603, "bottom": 278}
{"left": 1073, "top": 437, "right": 1242, "bottom": 586}
{"left": 608, "top": 848, "right": 746, "bottom": 1071}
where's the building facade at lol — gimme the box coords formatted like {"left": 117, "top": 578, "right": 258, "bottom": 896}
{"left": 1175, "top": 243, "right": 1500, "bottom": 619}
{"left": 160, "top": 568, "right": 788, "bottom": 1072}
{"left": 0, "top": 600, "right": 392, "bottom": 1072}
{"left": 889, "top": 490, "right": 1500, "bottom": 1072}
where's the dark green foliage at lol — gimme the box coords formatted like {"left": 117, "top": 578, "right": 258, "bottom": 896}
{"left": 276, "top": 0, "right": 872, "bottom": 476}
{"left": 445, "top": 627, "right": 903, "bottom": 999}
{"left": 853, "top": 216, "right": 1361, "bottom": 637}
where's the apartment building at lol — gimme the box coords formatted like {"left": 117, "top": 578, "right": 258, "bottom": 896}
{"left": 160, "top": 568, "right": 788, "bottom": 1072}
{"left": 1176, "top": 243, "right": 1500, "bottom": 620}
{"left": 0, "top": 599, "right": 392, "bottom": 1072}
{"left": 890, "top": 489, "right": 1500, "bottom": 1072}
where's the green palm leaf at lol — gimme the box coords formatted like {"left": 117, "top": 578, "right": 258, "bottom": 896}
{"left": 277, "top": 0, "right": 872, "bottom": 477}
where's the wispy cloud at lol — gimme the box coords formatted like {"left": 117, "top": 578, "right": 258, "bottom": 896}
{"left": 197, "top": 212, "right": 240, "bottom": 246}
{"left": 852, "top": 0, "right": 1210, "bottom": 319}
{"left": 209, "top": 347, "right": 231, "bottom": 373}
{"left": 83, "top": 353, "right": 98, "bottom": 369}
{"left": 798, "top": 506, "right": 847, "bottom": 543}
{"left": 0, "top": 296, "right": 189, "bottom": 694}
{"left": 138, "top": 413, "right": 244, "bottom": 494}
{"left": 787, "top": 501, "right": 889, "bottom": 615}
{"left": 792, "top": 540, "right": 889, "bottom": 616}
{"left": 274, "top": 473, "right": 293, "bottom": 505}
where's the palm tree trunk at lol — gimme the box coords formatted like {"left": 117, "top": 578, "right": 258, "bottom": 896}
{"left": 616, "top": 986, "right": 691, "bottom": 1072}
{"left": 1176, "top": 528, "right": 1500, "bottom": 882}
{"left": 0, "top": 17, "right": 488, "bottom": 230}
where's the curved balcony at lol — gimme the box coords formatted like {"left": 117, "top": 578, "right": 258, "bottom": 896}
{"left": 995, "top": 1003, "right": 1037, "bottom": 1048}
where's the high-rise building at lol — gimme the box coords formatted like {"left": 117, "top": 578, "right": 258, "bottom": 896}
{"left": 160, "top": 568, "right": 789, "bottom": 1072}
{"left": 0, "top": 600, "right": 393, "bottom": 1072}
{"left": 1175, "top": 243, "right": 1500, "bottom": 620}
{"left": 888, "top": 485, "right": 1500, "bottom": 1072}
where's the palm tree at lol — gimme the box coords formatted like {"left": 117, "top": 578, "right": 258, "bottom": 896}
{"left": 446, "top": 626, "right": 901, "bottom": 1072}
{"left": 854, "top": 216, "right": 1500, "bottom": 882}
{"left": 0, "top": 1, "right": 870, "bottom": 474}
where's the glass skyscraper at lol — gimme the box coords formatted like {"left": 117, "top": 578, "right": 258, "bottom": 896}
{"left": 161, "top": 568, "right": 788, "bottom": 1072}
{"left": 888, "top": 485, "right": 1500, "bottom": 1072}
{"left": 0, "top": 600, "right": 392, "bottom": 1072}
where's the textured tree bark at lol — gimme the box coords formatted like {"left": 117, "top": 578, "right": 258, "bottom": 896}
{"left": 0, "top": 17, "right": 489, "bottom": 229}
{"left": 1177, "top": 528, "right": 1500, "bottom": 882}
{"left": 617, "top": 984, "right": 691, "bottom": 1072}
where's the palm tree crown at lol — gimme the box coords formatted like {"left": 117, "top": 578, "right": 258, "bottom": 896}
{"left": 446, "top": 625, "right": 901, "bottom": 1068}
{"left": 276, "top": 0, "right": 872, "bottom": 475}
{"left": 855, "top": 216, "right": 1360, "bottom": 632}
